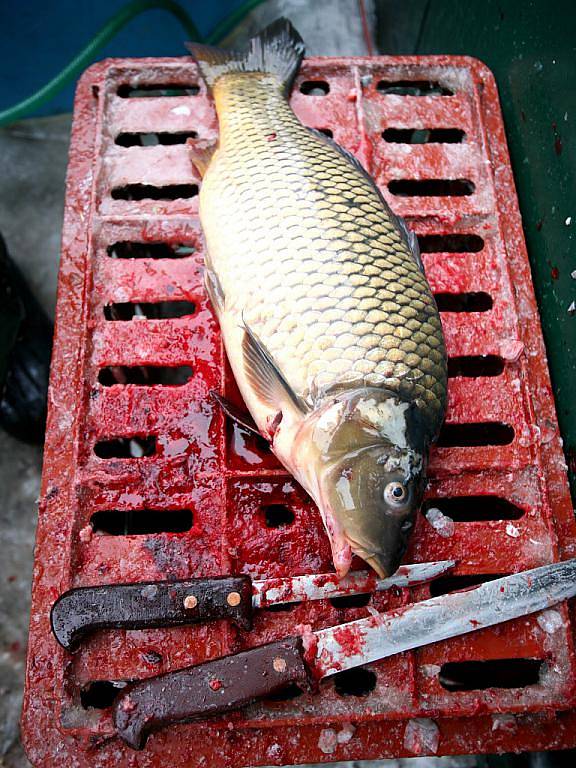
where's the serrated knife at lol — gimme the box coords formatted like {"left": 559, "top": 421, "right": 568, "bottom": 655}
{"left": 50, "top": 560, "right": 454, "bottom": 650}
{"left": 112, "top": 558, "right": 576, "bottom": 749}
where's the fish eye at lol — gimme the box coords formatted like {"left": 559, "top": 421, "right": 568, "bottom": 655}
{"left": 384, "top": 481, "right": 409, "bottom": 506}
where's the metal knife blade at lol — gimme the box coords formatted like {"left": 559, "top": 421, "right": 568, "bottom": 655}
{"left": 251, "top": 559, "right": 456, "bottom": 608}
{"left": 51, "top": 560, "right": 454, "bottom": 649}
{"left": 311, "top": 558, "right": 576, "bottom": 677}
{"left": 113, "top": 558, "right": 576, "bottom": 749}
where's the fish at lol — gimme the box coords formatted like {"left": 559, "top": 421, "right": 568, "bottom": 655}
{"left": 186, "top": 18, "right": 447, "bottom": 579}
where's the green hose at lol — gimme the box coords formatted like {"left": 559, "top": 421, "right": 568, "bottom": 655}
{"left": 0, "top": 0, "right": 266, "bottom": 127}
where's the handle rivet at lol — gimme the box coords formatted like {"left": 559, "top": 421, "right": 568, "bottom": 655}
{"left": 227, "top": 591, "right": 241, "bottom": 607}
{"left": 273, "top": 657, "right": 287, "bottom": 673}
{"left": 183, "top": 595, "right": 198, "bottom": 609}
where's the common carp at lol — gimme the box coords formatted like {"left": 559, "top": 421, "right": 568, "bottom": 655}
{"left": 186, "top": 19, "right": 447, "bottom": 578}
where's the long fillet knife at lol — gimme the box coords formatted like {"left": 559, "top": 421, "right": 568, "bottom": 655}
{"left": 113, "top": 558, "right": 576, "bottom": 749}
{"left": 50, "top": 560, "right": 454, "bottom": 650}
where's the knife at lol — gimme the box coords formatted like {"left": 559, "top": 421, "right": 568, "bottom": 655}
{"left": 50, "top": 560, "right": 454, "bottom": 650}
{"left": 112, "top": 558, "right": 576, "bottom": 749}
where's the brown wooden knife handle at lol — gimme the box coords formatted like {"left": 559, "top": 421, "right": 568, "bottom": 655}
{"left": 113, "top": 637, "right": 310, "bottom": 749}
{"left": 50, "top": 576, "right": 253, "bottom": 650}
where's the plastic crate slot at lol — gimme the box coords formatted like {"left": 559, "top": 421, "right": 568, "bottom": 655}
{"left": 447, "top": 355, "right": 504, "bottom": 377}
{"left": 417, "top": 234, "right": 484, "bottom": 253}
{"left": 116, "top": 84, "right": 199, "bottom": 98}
{"left": 376, "top": 80, "right": 453, "bottom": 96}
{"left": 330, "top": 593, "right": 371, "bottom": 609}
{"left": 435, "top": 292, "right": 493, "bottom": 312}
{"left": 383, "top": 128, "right": 465, "bottom": 144}
{"left": 438, "top": 659, "right": 544, "bottom": 692}
{"left": 422, "top": 496, "right": 524, "bottom": 522}
{"left": 437, "top": 422, "right": 514, "bottom": 447}
{"left": 80, "top": 680, "right": 128, "bottom": 709}
{"left": 316, "top": 127, "right": 333, "bottom": 137}
{"left": 111, "top": 184, "right": 198, "bottom": 201}
{"left": 299, "top": 80, "right": 330, "bottom": 96}
{"left": 93, "top": 435, "right": 156, "bottom": 459}
{"left": 90, "top": 508, "right": 193, "bottom": 535}
{"left": 333, "top": 667, "right": 377, "bottom": 697}
{"left": 264, "top": 603, "right": 297, "bottom": 613}
{"left": 428, "top": 573, "right": 508, "bottom": 597}
{"left": 261, "top": 504, "right": 295, "bottom": 528}
{"left": 98, "top": 365, "right": 193, "bottom": 387}
{"left": 388, "top": 179, "right": 475, "bottom": 197}
{"left": 115, "top": 131, "right": 198, "bottom": 147}
{"left": 104, "top": 300, "right": 196, "bottom": 321}
{"left": 107, "top": 242, "right": 195, "bottom": 259}
{"left": 265, "top": 683, "right": 304, "bottom": 701}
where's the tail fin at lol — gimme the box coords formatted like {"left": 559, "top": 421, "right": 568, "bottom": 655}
{"left": 186, "top": 17, "right": 305, "bottom": 94}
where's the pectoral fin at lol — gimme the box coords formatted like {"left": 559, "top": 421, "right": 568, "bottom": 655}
{"left": 242, "top": 320, "right": 308, "bottom": 415}
{"left": 187, "top": 138, "right": 217, "bottom": 177}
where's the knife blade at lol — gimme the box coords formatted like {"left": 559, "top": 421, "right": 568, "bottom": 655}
{"left": 113, "top": 558, "right": 576, "bottom": 749}
{"left": 51, "top": 560, "right": 454, "bottom": 650}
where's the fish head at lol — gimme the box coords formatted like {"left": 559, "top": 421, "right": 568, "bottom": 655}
{"left": 301, "top": 389, "right": 427, "bottom": 578}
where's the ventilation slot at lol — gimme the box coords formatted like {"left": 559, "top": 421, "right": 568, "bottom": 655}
{"left": 428, "top": 573, "right": 507, "bottom": 597}
{"left": 383, "top": 128, "right": 465, "bottom": 144}
{"left": 317, "top": 128, "right": 333, "bottom": 137}
{"left": 115, "top": 131, "right": 198, "bottom": 147}
{"left": 104, "top": 300, "right": 196, "bottom": 321}
{"left": 107, "top": 242, "right": 195, "bottom": 259}
{"left": 417, "top": 234, "right": 484, "bottom": 253}
{"left": 94, "top": 436, "right": 156, "bottom": 459}
{"left": 80, "top": 680, "right": 128, "bottom": 709}
{"left": 437, "top": 423, "right": 514, "bottom": 447}
{"left": 262, "top": 504, "right": 295, "bottom": 528}
{"left": 333, "top": 667, "right": 377, "bottom": 697}
{"left": 264, "top": 603, "right": 296, "bottom": 613}
{"left": 111, "top": 184, "right": 198, "bottom": 201}
{"left": 435, "top": 292, "right": 493, "bottom": 312}
{"left": 265, "top": 683, "right": 303, "bottom": 701}
{"left": 448, "top": 356, "right": 504, "bottom": 377}
{"left": 300, "top": 80, "right": 329, "bottom": 95}
{"left": 439, "top": 659, "right": 543, "bottom": 692}
{"left": 117, "top": 84, "right": 199, "bottom": 98}
{"left": 376, "top": 80, "right": 453, "bottom": 96}
{"left": 98, "top": 365, "right": 193, "bottom": 387}
{"left": 330, "top": 593, "right": 371, "bottom": 609}
{"left": 422, "top": 496, "right": 524, "bottom": 522}
{"left": 90, "top": 509, "right": 193, "bottom": 535}
{"left": 389, "top": 179, "right": 475, "bottom": 197}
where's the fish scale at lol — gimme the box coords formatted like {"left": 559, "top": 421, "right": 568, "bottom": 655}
{"left": 201, "top": 73, "right": 447, "bottom": 431}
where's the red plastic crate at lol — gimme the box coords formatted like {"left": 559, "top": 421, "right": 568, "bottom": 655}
{"left": 22, "top": 55, "right": 576, "bottom": 766}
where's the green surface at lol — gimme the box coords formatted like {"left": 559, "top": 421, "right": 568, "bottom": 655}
{"left": 392, "top": 0, "right": 576, "bottom": 498}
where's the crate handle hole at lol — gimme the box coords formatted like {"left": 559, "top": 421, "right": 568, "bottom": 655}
{"left": 447, "top": 355, "right": 504, "bottom": 377}
{"left": 437, "top": 422, "right": 515, "bottom": 448}
{"left": 107, "top": 242, "right": 196, "bottom": 259}
{"left": 422, "top": 496, "right": 524, "bottom": 522}
{"left": 435, "top": 292, "right": 493, "bottom": 312}
{"left": 333, "top": 667, "right": 377, "bottom": 697}
{"left": 388, "top": 179, "right": 475, "bottom": 197}
{"left": 90, "top": 509, "right": 193, "bottom": 536}
{"left": 376, "top": 80, "right": 453, "bottom": 96}
{"left": 330, "top": 593, "right": 371, "bottom": 609}
{"left": 115, "top": 131, "right": 198, "bottom": 147}
{"left": 94, "top": 436, "right": 156, "bottom": 459}
{"left": 383, "top": 128, "right": 465, "bottom": 144}
{"left": 98, "top": 365, "right": 193, "bottom": 387}
{"left": 439, "top": 659, "right": 543, "bottom": 691}
{"left": 117, "top": 84, "right": 199, "bottom": 98}
{"left": 111, "top": 184, "right": 198, "bottom": 201}
{"left": 261, "top": 504, "right": 295, "bottom": 528}
{"left": 417, "top": 234, "right": 484, "bottom": 253}
{"left": 80, "top": 680, "right": 128, "bottom": 709}
{"left": 300, "top": 80, "right": 329, "bottom": 96}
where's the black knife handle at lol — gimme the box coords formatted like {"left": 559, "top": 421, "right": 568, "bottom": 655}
{"left": 113, "top": 637, "right": 310, "bottom": 749}
{"left": 50, "top": 575, "right": 253, "bottom": 650}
